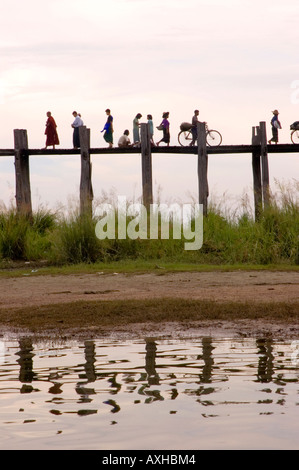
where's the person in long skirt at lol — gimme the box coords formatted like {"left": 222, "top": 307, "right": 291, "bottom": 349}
{"left": 133, "top": 113, "right": 142, "bottom": 145}
{"left": 44, "top": 111, "right": 59, "bottom": 149}
{"left": 71, "top": 111, "right": 84, "bottom": 149}
{"left": 268, "top": 109, "right": 281, "bottom": 144}
{"left": 102, "top": 109, "right": 114, "bottom": 148}
{"left": 156, "top": 112, "right": 170, "bottom": 146}
{"left": 147, "top": 114, "right": 155, "bottom": 146}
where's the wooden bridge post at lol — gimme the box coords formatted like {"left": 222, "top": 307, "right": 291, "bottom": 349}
{"left": 260, "top": 121, "right": 270, "bottom": 207}
{"left": 13, "top": 129, "right": 32, "bottom": 217}
{"left": 251, "top": 125, "right": 262, "bottom": 220}
{"left": 197, "top": 121, "right": 208, "bottom": 216}
{"left": 140, "top": 123, "right": 153, "bottom": 209}
{"left": 79, "top": 126, "right": 93, "bottom": 217}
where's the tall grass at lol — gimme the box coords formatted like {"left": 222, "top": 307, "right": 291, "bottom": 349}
{"left": 0, "top": 205, "right": 56, "bottom": 261}
{"left": 49, "top": 211, "right": 104, "bottom": 264}
{"left": 199, "top": 180, "right": 299, "bottom": 265}
{"left": 0, "top": 181, "right": 298, "bottom": 266}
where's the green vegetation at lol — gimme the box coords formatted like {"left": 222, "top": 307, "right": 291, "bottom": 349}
{"left": 0, "top": 182, "right": 298, "bottom": 268}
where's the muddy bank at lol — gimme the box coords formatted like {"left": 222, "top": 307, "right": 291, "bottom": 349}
{"left": 0, "top": 270, "right": 298, "bottom": 340}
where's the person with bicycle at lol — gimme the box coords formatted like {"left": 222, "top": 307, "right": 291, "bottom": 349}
{"left": 178, "top": 115, "right": 222, "bottom": 147}
{"left": 190, "top": 109, "right": 200, "bottom": 146}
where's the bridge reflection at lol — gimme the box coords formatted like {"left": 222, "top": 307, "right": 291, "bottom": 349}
{"left": 12, "top": 334, "right": 285, "bottom": 419}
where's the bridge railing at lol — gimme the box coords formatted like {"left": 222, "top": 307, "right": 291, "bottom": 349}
{"left": 0, "top": 123, "right": 298, "bottom": 220}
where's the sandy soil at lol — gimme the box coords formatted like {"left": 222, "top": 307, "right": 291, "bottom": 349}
{"left": 0, "top": 270, "right": 298, "bottom": 340}
{"left": 0, "top": 270, "right": 298, "bottom": 308}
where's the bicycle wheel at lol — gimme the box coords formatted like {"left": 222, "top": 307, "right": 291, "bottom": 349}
{"left": 291, "top": 130, "right": 299, "bottom": 144}
{"left": 178, "top": 130, "right": 193, "bottom": 146}
{"left": 206, "top": 130, "right": 222, "bottom": 147}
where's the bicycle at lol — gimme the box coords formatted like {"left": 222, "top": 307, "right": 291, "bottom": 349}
{"left": 178, "top": 122, "right": 222, "bottom": 147}
{"left": 290, "top": 121, "right": 299, "bottom": 143}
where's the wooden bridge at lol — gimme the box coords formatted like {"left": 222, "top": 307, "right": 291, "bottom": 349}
{"left": 1, "top": 122, "right": 298, "bottom": 220}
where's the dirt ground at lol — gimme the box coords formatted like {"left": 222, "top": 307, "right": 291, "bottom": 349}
{"left": 0, "top": 269, "right": 298, "bottom": 340}
{"left": 1, "top": 269, "right": 299, "bottom": 308}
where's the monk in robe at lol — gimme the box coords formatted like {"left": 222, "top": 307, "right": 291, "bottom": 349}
{"left": 44, "top": 111, "right": 60, "bottom": 149}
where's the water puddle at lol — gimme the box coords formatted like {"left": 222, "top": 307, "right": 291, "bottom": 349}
{"left": 0, "top": 336, "right": 298, "bottom": 449}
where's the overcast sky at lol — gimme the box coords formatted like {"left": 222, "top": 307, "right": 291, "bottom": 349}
{"left": 0, "top": 0, "right": 299, "bottom": 213}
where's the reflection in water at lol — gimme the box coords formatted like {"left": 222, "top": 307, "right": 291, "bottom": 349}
{"left": 256, "top": 338, "right": 274, "bottom": 383}
{"left": 0, "top": 335, "right": 298, "bottom": 449}
{"left": 199, "top": 337, "right": 214, "bottom": 384}
{"left": 16, "top": 338, "right": 37, "bottom": 394}
{"left": 83, "top": 340, "right": 97, "bottom": 383}
{"left": 76, "top": 340, "right": 97, "bottom": 404}
{"left": 139, "top": 340, "right": 163, "bottom": 404}
{"left": 145, "top": 340, "right": 159, "bottom": 385}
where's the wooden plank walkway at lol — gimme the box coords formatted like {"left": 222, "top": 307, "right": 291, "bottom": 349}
{"left": 1, "top": 122, "right": 298, "bottom": 220}
{"left": 1, "top": 143, "right": 299, "bottom": 157}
